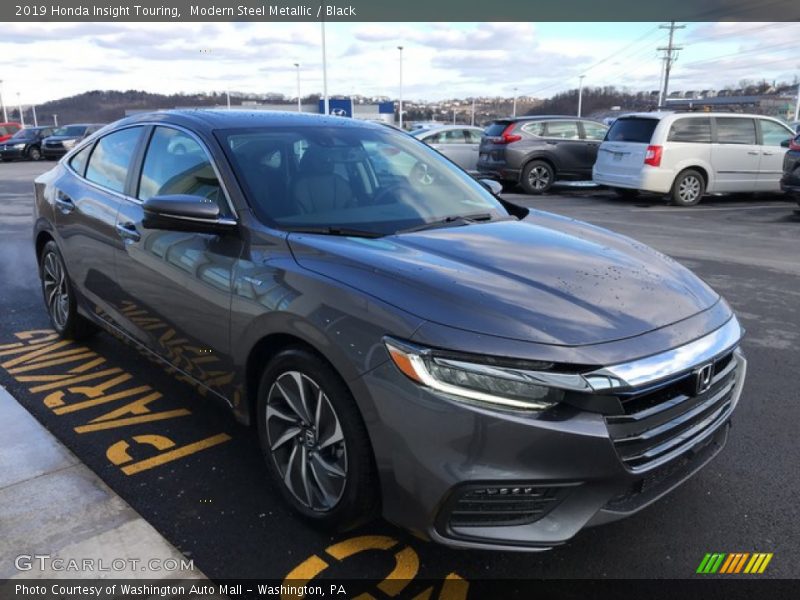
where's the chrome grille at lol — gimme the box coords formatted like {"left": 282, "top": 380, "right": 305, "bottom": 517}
{"left": 605, "top": 350, "right": 740, "bottom": 472}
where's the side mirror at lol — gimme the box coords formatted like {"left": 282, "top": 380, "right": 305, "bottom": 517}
{"left": 142, "top": 194, "right": 235, "bottom": 233}
{"left": 780, "top": 138, "right": 791, "bottom": 148}
{"left": 478, "top": 178, "right": 504, "bottom": 197}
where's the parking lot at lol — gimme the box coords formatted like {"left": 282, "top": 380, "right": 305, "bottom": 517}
{"left": 1, "top": 159, "right": 799, "bottom": 585}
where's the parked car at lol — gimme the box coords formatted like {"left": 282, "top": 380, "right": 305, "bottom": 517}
{"left": 0, "top": 122, "right": 22, "bottom": 143}
{"left": 0, "top": 126, "right": 55, "bottom": 161}
{"left": 42, "top": 123, "right": 105, "bottom": 159}
{"left": 780, "top": 132, "right": 800, "bottom": 204}
{"left": 34, "top": 110, "right": 746, "bottom": 551}
{"left": 477, "top": 116, "right": 609, "bottom": 194}
{"left": 593, "top": 112, "right": 796, "bottom": 206}
{"left": 411, "top": 125, "right": 484, "bottom": 172}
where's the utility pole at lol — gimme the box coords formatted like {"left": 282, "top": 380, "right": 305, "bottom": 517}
{"left": 577, "top": 75, "right": 585, "bottom": 117}
{"left": 658, "top": 22, "right": 685, "bottom": 108}
{"left": 512, "top": 87, "right": 518, "bottom": 117}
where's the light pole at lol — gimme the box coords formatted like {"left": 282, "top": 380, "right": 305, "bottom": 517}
{"left": 453, "top": 109, "right": 456, "bottom": 124}
{"left": 294, "top": 63, "right": 301, "bottom": 112}
{"left": 32, "top": 104, "right": 38, "bottom": 126}
{"left": 471, "top": 97, "right": 475, "bottom": 126}
{"left": 17, "top": 92, "right": 24, "bottom": 127}
{"left": 794, "top": 81, "right": 799, "bottom": 122}
{"left": 577, "top": 74, "right": 586, "bottom": 117}
{"left": 226, "top": 89, "right": 231, "bottom": 110}
{"left": 397, "top": 46, "right": 404, "bottom": 129}
{"left": 321, "top": 22, "right": 329, "bottom": 115}
{"left": 0, "top": 80, "right": 6, "bottom": 122}
{"left": 53, "top": 114, "right": 58, "bottom": 127}
{"left": 512, "top": 87, "right": 518, "bottom": 117}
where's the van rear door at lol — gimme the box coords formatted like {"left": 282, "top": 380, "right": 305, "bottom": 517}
{"left": 595, "top": 117, "right": 659, "bottom": 180}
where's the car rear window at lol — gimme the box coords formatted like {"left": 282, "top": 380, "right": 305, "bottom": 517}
{"left": 667, "top": 118, "right": 712, "bottom": 143}
{"left": 484, "top": 121, "right": 511, "bottom": 137}
{"left": 606, "top": 118, "right": 659, "bottom": 143}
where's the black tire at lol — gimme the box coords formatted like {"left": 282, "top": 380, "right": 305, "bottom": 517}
{"left": 256, "top": 347, "right": 379, "bottom": 531}
{"left": 27, "top": 146, "right": 42, "bottom": 161}
{"left": 670, "top": 169, "right": 705, "bottom": 206}
{"left": 520, "top": 160, "right": 555, "bottom": 195}
{"left": 39, "top": 241, "right": 97, "bottom": 340}
{"left": 612, "top": 187, "right": 639, "bottom": 200}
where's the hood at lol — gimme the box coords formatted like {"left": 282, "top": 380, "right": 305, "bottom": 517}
{"left": 288, "top": 212, "right": 720, "bottom": 346}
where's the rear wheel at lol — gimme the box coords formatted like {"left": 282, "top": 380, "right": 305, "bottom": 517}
{"left": 670, "top": 169, "right": 705, "bottom": 206}
{"left": 27, "top": 146, "right": 41, "bottom": 161}
{"left": 39, "top": 241, "right": 96, "bottom": 340}
{"left": 256, "top": 348, "right": 379, "bottom": 530}
{"left": 521, "top": 160, "right": 555, "bottom": 195}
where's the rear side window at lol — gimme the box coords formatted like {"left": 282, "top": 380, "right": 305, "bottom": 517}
{"left": 521, "top": 122, "right": 546, "bottom": 136}
{"left": 582, "top": 122, "right": 608, "bottom": 141}
{"left": 138, "top": 126, "right": 225, "bottom": 213}
{"left": 85, "top": 127, "right": 142, "bottom": 194}
{"left": 545, "top": 121, "right": 580, "bottom": 139}
{"left": 667, "top": 118, "right": 712, "bottom": 143}
{"left": 606, "top": 118, "right": 659, "bottom": 143}
{"left": 715, "top": 118, "right": 756, "bottom": 145}
{"left": 69, "top": 144, "right": 92, "bottom": 176}
{"left": 485, "top": 121, "right": 511, "bottom": 136}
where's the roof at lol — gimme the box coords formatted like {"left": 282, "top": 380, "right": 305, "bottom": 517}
{"left": 491, "top": 115, "right": 603, "bottom": 123}
{"left": 117, "top": 109, "right": 383, "bottom": 131}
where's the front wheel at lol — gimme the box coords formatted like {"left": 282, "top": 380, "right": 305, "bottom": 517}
{"left": 671, "top": 169, "right": 705, "bottom": 206}
{"left": 39, "top": 241, "right": 96, "bottom": 340}
{"left": 521, "top": 160, "right": 555, "bottom": 195}
{"left": 256, "top": 348, "right": 379, "bottom": 530}
{"left": 27, "top": 146, "right": 42, "bottom": 161}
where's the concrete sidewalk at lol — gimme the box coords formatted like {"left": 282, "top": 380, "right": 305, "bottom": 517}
{"left": 0, "top": 385, "right": 205, "bottom": 580}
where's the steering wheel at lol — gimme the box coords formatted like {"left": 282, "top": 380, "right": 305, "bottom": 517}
{"left": 372, "top": 182, "right": 418, "bottom": 207}
{"left": 410, "top": 161, "right": 436, "bottom": 186}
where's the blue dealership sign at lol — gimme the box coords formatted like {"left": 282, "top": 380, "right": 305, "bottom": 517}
{"left": 319, "top": 98, "right": 353, "bottom": 117}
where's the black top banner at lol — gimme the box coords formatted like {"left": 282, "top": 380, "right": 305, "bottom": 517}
{"left": 4, "top": 0, "right": 800, "bottom": 22}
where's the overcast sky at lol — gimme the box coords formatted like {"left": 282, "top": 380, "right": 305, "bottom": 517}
{"left": 1, "top": 21, "right": 799, "bottom": 105}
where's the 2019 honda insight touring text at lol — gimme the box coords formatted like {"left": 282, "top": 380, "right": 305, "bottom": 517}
{"left": 33, "top": 110, "right": 747, "bottom": 551}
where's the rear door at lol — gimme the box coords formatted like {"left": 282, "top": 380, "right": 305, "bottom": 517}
{"left": 113, "top": 125, "right": 242, "bottom": 392}
{"left": 54, "top": 126, "right": 145, "bottom": 326}
{"left": 595, "top": 117, "right": 659, "bottom": 179}
{"left": 579, "top": 121, "right": 608, "bottom": 174}
{"left": 756, "top": 118, "right": 794, "bottom": 191}
{"left": 711, "top": 117, "right": 760, "bottom": 192}
{"left": 425, "top": 129, "right": 473, "bottom": 170}
{"left": 541, "top": 120, "right": 585, "bottom": 174}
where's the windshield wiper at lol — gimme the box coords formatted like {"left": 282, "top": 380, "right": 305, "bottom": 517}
{"left": 284, "top": 226, "right": 384, "bottom": 238}
{"left": 397, "top": 212, "right": 513, "bottom": 234}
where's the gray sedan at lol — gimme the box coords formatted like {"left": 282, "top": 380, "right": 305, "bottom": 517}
{"left": 411, "top": 125, "right": 484, "bottom": 172}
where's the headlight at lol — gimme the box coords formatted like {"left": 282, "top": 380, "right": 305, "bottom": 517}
{"left": 62, "top": 139, "right": 77, "bottom": 149}
{"left": 13, "top": 143, "right": 26, "bottom": 148}
{"left": 384, "top": 338, "right": 567, "bottom": 411}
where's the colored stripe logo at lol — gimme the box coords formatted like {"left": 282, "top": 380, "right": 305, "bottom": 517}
{"left": 697, "top": 553, "right": 773, "bottom": 574}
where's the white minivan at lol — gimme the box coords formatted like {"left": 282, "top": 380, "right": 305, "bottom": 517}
{"left": 592, "top": 112, "right": 796, "bottom": 205}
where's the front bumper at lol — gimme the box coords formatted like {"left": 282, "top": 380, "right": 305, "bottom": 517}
{"left": 357, "top": 322, "right": 746, "bottom": 551}
{"left": 0, "top": 147, "right": 27, "bottom": 160}
{"left": 42, "top": 145, "right": 67, "bottom": 158}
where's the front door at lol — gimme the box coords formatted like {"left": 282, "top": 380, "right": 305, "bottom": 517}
{"left": 113, "top": 125, "right": 243, "bottom": 398}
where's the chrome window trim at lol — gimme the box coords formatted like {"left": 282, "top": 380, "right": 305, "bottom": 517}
{"left": 64, "top": 121, "right": 239, "bottom": 221}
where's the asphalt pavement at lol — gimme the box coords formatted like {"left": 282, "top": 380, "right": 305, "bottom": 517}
{"left": 1, "top": 160, "right": 798, "bottom": 586}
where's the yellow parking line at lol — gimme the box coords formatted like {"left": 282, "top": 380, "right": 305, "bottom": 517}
{"left": 120, "top": 433, "right": 232, "bottom": 475}
{"left": 74, "top": 408, "right": 190, "bottom": 433}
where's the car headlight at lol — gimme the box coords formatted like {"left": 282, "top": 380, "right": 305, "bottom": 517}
{"left": 384, "top": 337, "right": 566, "bottom": 411}
{"left": 62, "top": 139, "right": 77, "bottom": 149}
{"left": 13, "top": 143, "right": 26, "bottom": 148}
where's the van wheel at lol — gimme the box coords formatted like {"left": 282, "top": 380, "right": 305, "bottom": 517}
{"left": 256, "top": 348, "right": 379, "bottom": 531}
{"left": 521, "top": 160, "right": 555, "bottom": 195}
{"left": 612, "top": 187, "right": 639, "bottom": 200}
{"left": 39, "top": 241, "right": 97, "bottom": 340}
{"left": 671, "top": 169, "right": 705, "bottom": 206}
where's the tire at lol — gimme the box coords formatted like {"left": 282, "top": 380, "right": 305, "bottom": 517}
{"left": 520, "top": 160, "right": 555, "bottom": 195}
{"left": 27, "top": 146, "right": 41, "bottom": 161}
{"left": 39, "top": 241, "right": 97, "bottom": 340}
{"left": 256, "top": 348, "right": 379, "bottom": 531}
{"left": 612, "top": 187, "right": 639, "bottom": 200}
{"left": 670, "top": 169, "right": 705, "bottom": 206}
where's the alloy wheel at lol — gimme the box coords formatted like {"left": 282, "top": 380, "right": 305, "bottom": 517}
{"left": 265, "top": 371, "right": 348, "bottom": 512}
{"left": 42, "top": 251, "right": 70, "bottom": 330}
{"left": 528, "top": 166, "right": 551, "bottom": 190}
{"left": 678, "top": 175, "right": 701, "bottom": 204}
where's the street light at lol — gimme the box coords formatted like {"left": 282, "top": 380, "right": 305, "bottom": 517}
{"left": 471, "top": 97, "right": 475, "bottom": 126}
{"left": 397, "top": 46, "right": 404, "bottom": 129}
{"left": 53, "top": 114, "right": 58, "bottom": 127}
{"left": 0, "top": 80, "right": 6, "bottom": 122}
{"left": 17, "top": 92, "right": 24, "bottom": 127}
{"left": 794, "top": 81, "right": 799, "bottom": 122}
{"left": 577, "top": 74, "right": 586, "bottom": 117}
{"left": 32, "top": 104, "right": 38, "bottom": 126}
{"left": 321, "top": 22, "right": 329, "bottom": 115}
{"left": 294, "top": 63, "right": 301, "bottom": 112}
{"left": 226, "top": 88, "right": 231, "bottom": 110}
{"left": 512, "top": 87, "right": 518, "bottom": 117}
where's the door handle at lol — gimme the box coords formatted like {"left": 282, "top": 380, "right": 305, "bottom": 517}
{"left": 116, "top": 222, "right": 141, "bottom": 242}
{"left": 762, "top": 151, "right": 774, "bottom": 156}
{"left": 55, "top": 191, "right": 74, "bottom": 213}
{"left": 747, "top": 151, "right": 759, "bottom": 155}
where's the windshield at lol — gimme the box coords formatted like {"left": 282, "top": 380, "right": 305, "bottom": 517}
{"left": 217, "top": 125, "right": 508, "bottom": 236}
{"left": 11, "top": 129, "right": 37, "bottom": 140}
{"left": 52, "top": 125, "right": 87, "bottom": 137}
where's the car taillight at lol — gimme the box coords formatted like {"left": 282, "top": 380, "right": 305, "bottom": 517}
{"left": 497, "top": 123, "right": 522, "bottom": 144}
{"left": 644, "top": 145, "right": 662, "bottom": 167}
